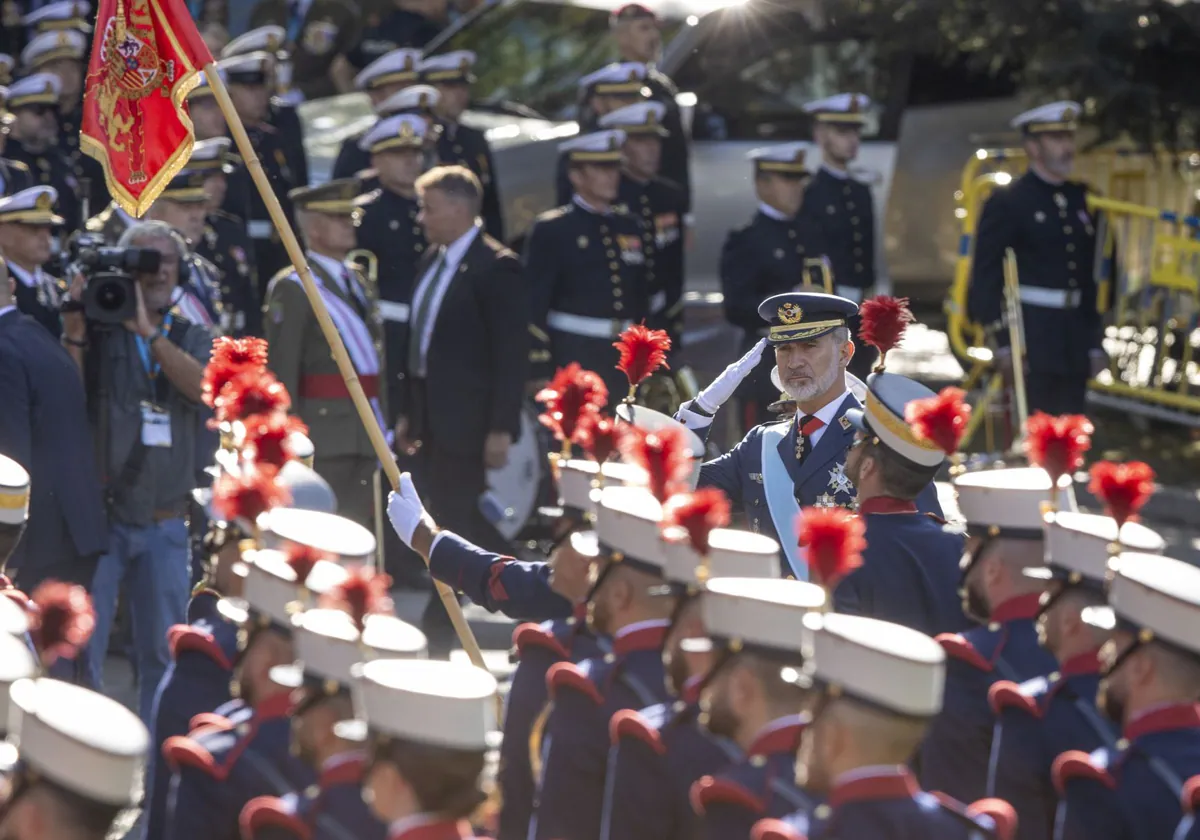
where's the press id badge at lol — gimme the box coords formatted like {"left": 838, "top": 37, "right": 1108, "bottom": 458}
{"left": 141, "top": 403, "right": 172, "bottom": 448}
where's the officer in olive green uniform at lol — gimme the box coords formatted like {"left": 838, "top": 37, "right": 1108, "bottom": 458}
{"left": 263, "top": 179, "right": 385, "bottom": 531}
{"left": 248, "top": 0, "right": 362, "bottom": 102}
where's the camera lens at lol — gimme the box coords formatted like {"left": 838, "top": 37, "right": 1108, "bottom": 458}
{"left": 95, "top": 279, "right": 128, "bottom": 312}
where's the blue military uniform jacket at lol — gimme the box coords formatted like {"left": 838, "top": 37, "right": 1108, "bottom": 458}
{"left": 1176, "top": 776, "right": 1200, "bottom": 840}
{"left": 532, "top": 622, "right": 671, "bottom": 840}
{"left": 240, "top": 752, "right": 385, "bottom": 840}
{"left": 795, "top": 166, "right": 876, "bottom": 295}
{"left": 498, "top": 612, "right": 608, "bottom": 840}
{"left": 834, "top": 500, "right": 971, "bottom": 637}
{"left": 163, "top": 693, "right": 317, "bottom": 840}
{"left": 600, "top": 689, "right": 742, "bottom": 840}
{"left": 143, "top": 588, "right": 241, "bottom": 840}
{"left": 918, "top": 593, "right": 1058, "bottom": 804}
{"left": 986, "top": 651, "right": 1113, "bottom": 840}
{"left": 691, "top": 716, "right": 816, "bottom": 840}
{"left": 1052, "top": 702, "right": 1200, "bottom": 840}
{"left": 428, "top": 530, "right": 572, "bottom": 621}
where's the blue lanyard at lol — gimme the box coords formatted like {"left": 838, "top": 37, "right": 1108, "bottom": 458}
{"left": 135, "top": 314, "right": 172, "bottom": 381}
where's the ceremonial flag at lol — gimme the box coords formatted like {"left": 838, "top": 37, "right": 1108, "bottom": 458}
{"left": 81, "top": 0, "right": 213, "bottom": 217}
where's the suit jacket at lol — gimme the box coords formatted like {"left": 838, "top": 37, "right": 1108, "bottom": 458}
{"left": 398, "top": 232, "right": 528, "bottom": 457}
{"left": 0, "top": 309, "right": 108, "bottom": 571}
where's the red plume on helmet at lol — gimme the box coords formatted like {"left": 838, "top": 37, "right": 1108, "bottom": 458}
{"left": 1088, "top": 460, "right": 1156, "bottom": 529}
{"left": 242, "top": 412, "right": 310, "bottom": 469}
{"left": 858, "top": 296, "right": 914, "bottom": 371}
{"left": 536, "top": 363, "right": 608, "bottom": 447}
{"left": 905, "top": 387, "right": 972, "bottom": 456}
{"left": 283, "top": 542, "right": 332, "bottom": 590}
{"left": 797, "top": 507, "right": 866, "bottom": 592}
{"left": 214, "top": 463, "right": 292, "bottom": 524}
{"left": 322, "top": 565, "right": 394, "bottom": 633}
{"left": 213, "top": 369, "right": 292, "bottom": 427}
{"left": 202, "top": 337, "right": 269, "bottom": 409}
{"left": 29, "top": 581, "right": 95, "bottom": 668}
{"left": 619, "top": 424, "right": 693, "bottom": 504}
{"left": 577, "top": 413, "right": 624, "bottom": 465}
{"left": 664, "top": 488, "right": 731, "bottom": 558}
{"left": 1024, "top": 412, "right": 1094, "bottom": 488}
{"left": 613, "top": 323, "right": 671, "bottom": 401}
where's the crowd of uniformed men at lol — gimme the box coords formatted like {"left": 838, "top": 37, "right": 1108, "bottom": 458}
{"left": 0, "top": 2, "right": 1196, "bottom": 840}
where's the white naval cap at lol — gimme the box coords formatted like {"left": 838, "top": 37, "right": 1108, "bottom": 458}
{"left": 845, "top": 372, "right": 947, "bottom": 468}
{"left": 6, "top": 72, "right": 61, "bottom": 109}
{"left": 0, "top": 595, "right": 29, "bottom": 636}
{"left": 271, "top": 608, "right": 428, "bottom": 691}
{"left": 594, "top": 484, "right": 666, "bottom": 573}
{"left": 559, "top": 129, "right": 625, "bottom": 164}
{"left": 188, "top": 67, "right": 225, "bottom": 101}
{"left": 359, "top": 113, "right": 427, "bottom": 153}
{"left": 660, "top": 528, "right": 780, "bottom": 588}
{"left": 419, "top": 50, "right": 477, "bottom": 84}
{"left": 1012, "top": 101, "right": 1081, "bottom": 134}
{"left": 20, "top": 1, "right": 91, "bottom": 31}
{"left": 1084, "top": 553, "right": 1200, "bottom": 656}
{"left": 557, "top": 458, "right": 645, "bottom": 516}
{"left": 597, "top": 100, "right": 667, "bottom": 136}
{"left": 615, "top": 402, "right": 704, "bottom": 489}
{"left": 258, "top": 508, "right": 375, "bottom": 560}
{"left": 221, "top": 25, "right": 286, "bottom": 59}
{"left": 0, "top": 455, "right": 30, "bottom": 526}
{"left": 6, "top": 678, "right": 150, "bottom": 806}
{"left": 0, "top": 634, "right": 36, "bottom": 736}
{"left": 341, "top": 659, "right": 499, "bottom": 750}
{"left": 220, "top": 53, "right": 272, "bottom": 85}
{"left": 953, "top": 466, "right": 1076, "bottom": 538}
{"left": 188, "top": 137, "right": 235, "bottom": 172}
{"left": 578, "top": 61, "right": 647, "bottom": 96}
{"left": 798, "top": 612, "right": 946, "bottom": 718}
{"left": 802, "top": 93, "right": 871, "bottom": 125}
{"left": 355, "top": 47, "right": 422, "bottom": 91}
{"left": 20, "top": 29, "right": 87, "bottom": 70}
{"left": 747, "top": 142, "right": 812, "bottom": 175}
{"left": 682, "top": 577, "right": 826, "bottom": 656}
{"left": 1030, "top": 511, "right": 1165, "bottom": 587}
{"left": 218, "top": 548, "right": 349, "bottom": 630}
{"left": 376, "top": 83, "right": 440, "bottom": 117}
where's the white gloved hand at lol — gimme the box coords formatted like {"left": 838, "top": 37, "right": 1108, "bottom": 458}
{"left": 387, "top": 473, "right": 426, "bottom": 548}
{"left": 695, "top": 337, "right": 769, "bottom": 414}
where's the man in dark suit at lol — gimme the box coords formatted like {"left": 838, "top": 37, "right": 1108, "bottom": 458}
{"left": 0, "top": 260, "right": 108, "bottom": 594}
{"left": 395, "top": 164, "right": 528, "bottom": 651}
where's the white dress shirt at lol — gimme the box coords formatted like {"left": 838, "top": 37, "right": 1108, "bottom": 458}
{"left": 805, "top": 386, "right": 850, "bottom": 448}
{"left": 757, "top": 201, "right": 792, "bottom": 221}
{"left": 409, "top": 221, "right": 481, "bottom": 377}
{"left": 0, "top": 305, "right": 16, "bottom": 319}
{"left": 308, "top": 251, "right": 365, "bottom": 304}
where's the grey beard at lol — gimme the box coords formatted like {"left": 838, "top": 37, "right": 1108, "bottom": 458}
{"left": 783, "top": 362, "right": 841, "bottom": 403}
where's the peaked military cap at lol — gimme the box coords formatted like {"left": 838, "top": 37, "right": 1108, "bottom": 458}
{"left": 0, "top": 454, "right": 30, "bottom": 524}
{"left": 21, "top": 1, "right": 91, "bottom": 33}
{"left": 1029, "top": 511, "right": 1165, "bottom": 589}
{"left": 221, "top": 25, "right": 286, "bottom": 59}
{"left": 355, "top": 47, "right": 422, "bottom": 91}
{"left": 802, "top": 93, "right": 871, "bottom": 126}
{"left": 188, "top": 137, "right": 236, "bottom": 173}
{"left": 845, "top": 372, "right": 946, "bottom": 468}
{"left": 289, "top": 178, "right": 375, "bottom": 216}
{"left": 598, "top": 100, "right": 668, "bottom": 136}
{"left": 359, "top": 113, "right": 427, "bottom": 153}
{"left": 1012, "top": 101, "right": 1081, "bottom": 134}
{"left": 559, "top": 129, "right": 626, "bottom": 164}
{"left": 20, "top": 29, "right": 86, "bottom": 70}
{"left": 220, "top": 53, "right": 271, "bottom": 86}
{"left": 1084, "top": 553, "right": 1200, "bottom": 657}
{"left": 188, "top": 67, "right": 224, "bottom": 101}
{"left": 759, "top": 291, "right": 858, "bottom": 344}
{"left": 419, "top": 50, "right": 477, "bottom": 84}
{"left": 376, "top": 83, "right": 440, "bottom": 117}
{"left": 7, "top": 72, "right": 60, "bottom": 109}
{"left": 0, "top": 186, "right": 64, "bottom": 226}
{"left": 578, "top": 62, "right": 648, "bottom": 97}
{"left": 748, "top": 141, "right": 811, "bottom": 176}
{"left": 159, "top": 169, "right": 209, "bottom": 204}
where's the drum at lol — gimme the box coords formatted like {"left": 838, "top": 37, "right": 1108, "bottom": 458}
{"left": 485, "top": 404, "right": 544, "bottom": 541}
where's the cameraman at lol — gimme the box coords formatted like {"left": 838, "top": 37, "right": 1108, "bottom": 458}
{"left": 61, "top": 220, "right": 213, "bottom": 725}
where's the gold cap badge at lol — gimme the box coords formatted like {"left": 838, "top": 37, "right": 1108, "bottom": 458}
{"left": 777, "top": 302, "right": 804, "bottom": 325}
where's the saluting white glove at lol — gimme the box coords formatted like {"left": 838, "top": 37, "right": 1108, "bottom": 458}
{"left": 387, "top": 473, "right": 427, "bottom": 549}
{"left": 696, "top": 338, "right": 769, "bottom": 414}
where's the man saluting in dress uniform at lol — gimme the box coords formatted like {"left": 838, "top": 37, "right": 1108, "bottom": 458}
{"left": 420, "top": 50, "right": 505, "bottom": 240}
{"left": 331, "top": 47, "right": 422, "bottom": 181}
{"left": 967, "top": 101, "right": 1104, "bottom": 416}
{"left": 527, "top": 129, "right": 654, "bottom": 399}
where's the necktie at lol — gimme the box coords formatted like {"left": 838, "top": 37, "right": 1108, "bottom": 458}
{"left": 794, "top": 414, "right": 826, "bottom": 462}
{"left": 407, "top": 251, "right": 446, "bottom": 376}
{"left": 342, "top": 269, "right": 368, "bottom": 320}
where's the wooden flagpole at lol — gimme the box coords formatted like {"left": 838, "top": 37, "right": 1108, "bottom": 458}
{"left": 204, "top": 65, "right": 489, "bottom": 675}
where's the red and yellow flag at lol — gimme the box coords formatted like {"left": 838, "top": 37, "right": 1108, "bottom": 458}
{"left": 81, "top": 0, "right": 214, "bottom": 217}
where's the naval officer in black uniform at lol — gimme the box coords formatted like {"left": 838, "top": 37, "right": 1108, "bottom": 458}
{"left": 799, "top": 93, "right": 877, "bottom": 378}
{"left": 967, "top": 101, "right": 1105, "bottom": 416}
{"left": 0, "top": 84, "right": 35, "bottom": 196}
{"left": 0, "top": 185, "right": 65, "bottom": 337}
{"left": 2, "top": 72, "right": 79, "bottom": 232}
{"left": 331, "top": 47, "right": 422, "bottom": 182}
{"left": 334, "top": 83, "right": 441, "bottom": 183}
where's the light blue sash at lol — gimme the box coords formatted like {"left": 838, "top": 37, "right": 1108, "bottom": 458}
{"left": 761, "top": 424, "right": 807, "bottom": 580}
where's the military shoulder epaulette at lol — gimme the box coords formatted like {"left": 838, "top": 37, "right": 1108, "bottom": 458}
{"left": 8, "top": 160, "right": 29, "bottom": 173}
{"left": 1182, "top": 775, "right": 1200, "bottom": 815}
{"left": 536, "top": 204, "right": 573, "bottom": 224}
{"left": 546, "top": 661, "right": 603, "bottom": 704}
{"left": 85, "top": 205, "right": 113, "bottom": 232}
{"left": 935, "top": 632, "right": 993, "bottom": 672}
{"left": 167, "top": 624, "right": 233, "bottom": 670}
{"left": 1051, "top": 749, "right": 1116, "bottom": 795}
{"left": 609, "top": 708, "right": 665, "bottom": 754}
{"left": 513, "top": 622, "right": 571, "bottom": 660}
{"left": 690, "top": 774, "right": 764, "bottom": 815}
{"left": 241, "top": 795, "right": 312, "bottom": 840}
{"left": 988, "top": 680, "right": 1041, "bottom": 719}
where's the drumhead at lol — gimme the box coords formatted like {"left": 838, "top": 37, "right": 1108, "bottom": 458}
{"left": 485, "top": 405, "right": 543, "bottom": 540}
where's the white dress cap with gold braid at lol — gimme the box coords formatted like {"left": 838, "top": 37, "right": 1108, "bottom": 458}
{"left": 844, "top": 372, "right": 945, "bottom": 468}
{"left": 20, "top": 1, "right": 90, "bottom": 30}
{"left": 660, "top": 528, "right": 780, "bottom": 588}
{"left": 188, "top": 137, "right": 234, "bottom": 172}
{"left": 376, "top": 84, "right": 440, "bottom": 117}
{"left": 598, "top": 101, "right": 668, "bottom": 136}
{"left": 747, "top": 142, "right": 812, "bottom": 176}
{"left": 0, "top": 634, "right": 36, "bottom": 735}
{"left": 953, "top": 467, "right": 1076, "bottom": 538}
{"left": 559, "top": 130, "right": 626, "bottom": 164}
{"left": 578, "top": 61, "right": 648, "bottom": 96}
{"left": 1083, "top": 553, "right": 1200, "bottom": 655}
{"left": 221, "top": 25, "right": 286, "bottom": 59}
{"left": 270, "top": 608, "right": 427, "bottom": 691}
{"left": 615, "top": 403, "right": 704, "bottom": 489}
{"left": 354, "top": 47, "right": 422, "bottom": 91}
{"left": 20, "top": 29, "right": 87, "bottom": 70}
{"left": 682, "top": 577, "right": 825, "bottom": 656}
{"left": 557, "top": 459, "right": 645, "bottom": 516}
{"left": 258, "top": 509, "right": 376, "bottom": 562}
{"left": 802, "top": 93, "right": 872, "bottom": 125}
{"left": 418, "top": 50, "right": 477, "bottom": 84}
{"left": 218, "top": 549, "right": 349, "bottom": 629}
{"left": 0, "top": 185, "right": 65, "bottom": 226}
{"left": 0, "top": 596, "right": 29, "bottom": 636}
{"left": 1011, "top": 101, "right": 1081, "bottom": 134}
{"left": 0, "top": 455, "right": 30, "bottom": 526}
{"left": 359, "top": 113, "right": 428, "bottom": 153}
{"left": 799, "top": 612, "right": 945, "bottom": 718}
{"left": 341, "top": 659, "right": 499, "bottom": 750}
{"left": 594, "top": 485, "right": 666, "bottom": 574}
{"left": 1030, "top": 511, "right": 1165, "bottom": 587}
{"left": 5, "top": 678, "right": 150, "bottom": 806}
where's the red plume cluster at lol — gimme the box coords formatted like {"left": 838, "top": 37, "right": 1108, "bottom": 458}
{"left": 664, "top": 488, "right": 731, "bottom": 557}
{"left": 797, "top": 507, "right": 866, "bottom": 590}
{"left": 29, "top": 581, "right": 95, "bottom": 667}
{"left": 202, "top": 337, "right": 269, "bottom": 409}
{"left": 1024, "top": 412, "right": 1094, "bottom": 486}
{"left": 536, "top": 363, "right": 609, "bottom": 445}
{"left": 1088, "top": 461, "right": 1156, "bottom": 528}
{"left": 323, "top": 565, "right": 394, "bottom": 632}
{"left": 613, "top": 324, "right": 671, "bottom": 396}
{"left": 284, "top": 542, "right": 332, "bottom": 588}
{"left": 213, "top": 369, "right": 292, "bottom": 426}
{"left": 858, "top": 296, "right": 913, "bottom": 369}
{"left": 905, "top": 387, "right": 971, "bottom": 456}
{"left": 577, "top": 413, "right": 624, "bottom": 465}
{"left": 619, "top": 425, "right": 693, "bottom": 503}
{"left": 214, "top": 464, "right": 292, "bottom": 524}
{"left": 243, "top": 412, "right": 309, "bottom": 469}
